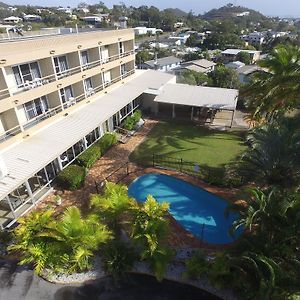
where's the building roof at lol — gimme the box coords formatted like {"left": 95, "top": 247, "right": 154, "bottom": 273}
{"left": 221, "top": 49, "right": 260, "bottom": 55}
{"left": 144, "top": 56, "right": 182, "bottom": 68}
{"left": 183, "top": 65, "right": 207, "bottom": 73}
{"left": 236, "top": 65, "right": 263, "bottom": 75}
{"left": 154, "top": 83, "right": 238, "bottom": 111}
{"left": 0, "top": 70, "right": 174, "bottom": 199}
{"left": 186, "top": 59, "right": 216, "bottom": 69}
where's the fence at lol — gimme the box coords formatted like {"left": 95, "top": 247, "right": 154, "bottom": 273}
{"left": 152, "top": 154, "right": 202, "bottom": 177}
{"left": 95, "top": 161, "right": 130, "bottom": 193}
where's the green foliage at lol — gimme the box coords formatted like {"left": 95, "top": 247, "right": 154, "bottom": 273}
{"left": 56, "top": 165, "right": 86, "bottom": 190}
{"left": 103, "top": 241, "right": 136, "bottom": 280}
{"left": 239, "top": 119, "right": 300, "bottom": 188}
{"left": 131, "top": 195, "right": 173, "bottom": 281}
{"left": 209, "top": 65, "right": 240, "bottom": 89}
{"left": 136, "top": 51, "right": 153, "bottom": 65}
{"left": 76, "top": 144, "right": 101, "bottom": 169}
{"left": 236, "top": 51, "right": 251, "bottom": 64}
{"left": 178, "top": 70, "right": 212, "bottom": 86}
{"left": 96, "top": 133, "right": 118, "bottom": 154}
{"left": 91, "top": 182, "right": 137, "bottom": 230}
{"left": 241, "top": 44, "right": 300, "bottom": 120}
{"left": 183, "top": 250, "right": 210, "bottom": 280}
{"left": 123, "top": 110, "right": 142, "bottom": 131}
{"left": 9, "top": 207, "right": 112, "bottom": 274}
{"left": 0, "top": 230, "right": 13, "bottom": 246}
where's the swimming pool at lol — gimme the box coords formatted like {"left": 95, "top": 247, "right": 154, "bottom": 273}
{"left": 128, "top": 173, "right": 242, "bottom": 245}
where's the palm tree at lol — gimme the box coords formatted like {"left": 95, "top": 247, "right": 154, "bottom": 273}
{"left": 91, "top": 182, "right": 137, "bottom": 231}
{"left": 42, "top": 206, "right": 112, "bottom": 273}
{"left": 239, "top": 120, "right": 300, "bottom": 188}
{"left": 131, "top": 195, "right": 173, "bottom": 281}
{"left": 241, "top": 44, "right": 300, "bottom": 121}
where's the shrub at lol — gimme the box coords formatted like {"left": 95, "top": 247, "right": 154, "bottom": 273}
{"left": 76, "top": 144, "right": 101, "bottom": 169}
{"left": 57, "top": 165, "right": 86, "bottom": 190}
{"left": 123, "top": 110, "right": 142, "bottom": 131}
{"left": 183, "top": 250, "right": 210, "bottom": 280}
{"left": 103, "top": 241, "right": 136, "bottom": 280}
{"left": 96, "top": 133, "right": 117, "bottom": 154}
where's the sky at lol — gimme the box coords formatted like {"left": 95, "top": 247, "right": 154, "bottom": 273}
{"left": 6, "top": 0, "right": 300, "bottom": 18}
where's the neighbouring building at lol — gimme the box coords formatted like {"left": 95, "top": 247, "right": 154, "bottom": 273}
{"left": 221, "top": 49, "right": 261, "bottom": 64}
{"left": 3, "top": 16, "right": 22, "bottom": 24}
{"left": 141, "top": 56, "right": 182, "bottom": 72}
{"left": 174, "top": 59, "right": 216, "bottom": 74}
{"left": 23, "top": 14, "right": 42, "bottom": 22}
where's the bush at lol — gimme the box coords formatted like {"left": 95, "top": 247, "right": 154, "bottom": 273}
{"left": 76, "top": 144, "right": 101, "bottom": 169}
{"left": 96, "top": 133, "right": 117, "bottom": 154}
{"left": 103, "top": 241, "right": 136, "bottom": 280}
{"left": 57, "top": 165, "right": 86, "bottom": 190}
{"left": 123, "top": 110, "right": 142, "bottom": 131}
{"left": 183, "top": 250, "right": 210, "bottom": 280}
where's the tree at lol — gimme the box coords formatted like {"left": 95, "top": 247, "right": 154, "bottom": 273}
{"left": 239, "top": 119, "right": 300, "bottom": 188}
{"left": 131, "top": 195, "right": 173, "bottom": 281}
{"left": 9, "top": 207, "right": 112, "bottom": 274}
{"left": 241, "top": 44, "right": 300, "bottom": 120}
{"left": 209, "top": 65, "right": 240, "bottom": 89}
{"left": 136, "top": 50, "right": 153, "bottom": 66}
{"left": 236, "top": 51, "right": 251, "bottom": 64}
{"left": 177, "top": 70, "right": 212, "bottom": 86}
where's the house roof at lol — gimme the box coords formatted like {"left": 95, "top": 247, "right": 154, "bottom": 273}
{"left": 185, "top": 59, "right": 216, "bottom": 69}
{"left": 155, "top": 83, "right": 238, "bottom": 111}
{"left": 221, "top": 49, "right": 260, "bottom": 55}
{"left": 236, "top": 65, "right": 263, "bottom": 75}
{"left": 180, "top": 65, "right": 207, "bottom": 73}
{"left": 144, "top": 56, "right": 182, "bottom": 68}
{"left": 0, "top": 70, "right": 174, "bottom": 200}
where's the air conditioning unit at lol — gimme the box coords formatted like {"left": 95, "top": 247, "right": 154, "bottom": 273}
{"left": 0, "top": 156, "right": 8, "bottom": 180}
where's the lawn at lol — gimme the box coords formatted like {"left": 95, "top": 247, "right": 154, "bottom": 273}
{"left": 130, "top": 121, "right": 246, "bottom": 168}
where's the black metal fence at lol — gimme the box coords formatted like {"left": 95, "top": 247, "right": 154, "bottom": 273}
{"left": 95, "top": 161, "right": 130, "bottom": 193}
{"left": 152, "top": 154, "right": 202, "bottom": 177}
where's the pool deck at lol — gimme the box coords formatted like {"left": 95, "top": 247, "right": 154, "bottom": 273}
{"left": 37, "top": 119, "right": 240, "bottom": 249}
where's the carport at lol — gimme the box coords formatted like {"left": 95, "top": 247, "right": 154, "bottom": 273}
{"left": 154, "top": 83, "right": 239, "bottom": 128}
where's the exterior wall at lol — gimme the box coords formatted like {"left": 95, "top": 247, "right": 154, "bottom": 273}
{"left": 0, "top": 29, "right": 135, "bottom": 144}
{"left": 140, "top": 93, "right": 158, "bottom": 114}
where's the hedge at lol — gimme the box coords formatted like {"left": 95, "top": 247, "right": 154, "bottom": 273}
{"left": 123, "top": 110, "right": 142, "bottom": 131}
{"left": 96, "top": 132, "right": 118, "bottom": 154}
{"left": 76, "top": 144, "right": 101, "bottom": 169}
{"left": 57, "top": 165, "right": 86, "bottom": 190}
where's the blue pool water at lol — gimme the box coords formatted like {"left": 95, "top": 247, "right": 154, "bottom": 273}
{"left": 128, "top": 173, "right": 242, "bottom": 245}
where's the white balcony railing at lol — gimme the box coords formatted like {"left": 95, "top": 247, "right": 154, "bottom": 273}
{"left": 0, "top": 50, "right": 135, "bottom": 100}
{"left": 0, "top": 68, "right": 136, "bottom": 144}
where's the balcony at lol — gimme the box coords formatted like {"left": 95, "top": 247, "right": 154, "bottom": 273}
{"left": 0, "top": 50, "right": 135, "bottom": 101}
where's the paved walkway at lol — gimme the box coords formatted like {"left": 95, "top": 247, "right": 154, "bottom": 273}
{"left": 38, "top": 119, "right": 159, "bottom": 214}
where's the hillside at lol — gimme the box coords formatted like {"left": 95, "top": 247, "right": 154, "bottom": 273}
{"left": 0, "top": 1, "right": 8, "bottom": 8}
{"left": 203, "top": 4, "right": 267, "bottom": 21}
{"left": 163, "top": 8, "right": 188, "bottom": 18}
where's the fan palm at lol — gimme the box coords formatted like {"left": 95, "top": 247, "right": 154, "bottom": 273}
{"left": 241, "top": 44, "right": 300, "bottom": 121}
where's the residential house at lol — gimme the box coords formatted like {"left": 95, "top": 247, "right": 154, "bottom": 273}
{"left": 174, "top": 59, "right": 216, "bottom": 75}
{"left": 141, "top": 56, "right": 182, "bottom": 72}
{"left": 221, "top": 49, "right": 261, "bottom": 64}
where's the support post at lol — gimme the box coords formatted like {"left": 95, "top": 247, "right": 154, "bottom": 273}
{"left": 230, "top": 109, "right": 235, "bottom": 128}
{"left": 24, "top": 181, "right": 34, "bottom": 204}
{"left": 191, "top": 106, "right": 194, "bottom": 121}
{"left": 5, "top": 196, "right": 16, "bottom": 219}
{"left": 172, "top": 104, "right": 175, "bottom": 119}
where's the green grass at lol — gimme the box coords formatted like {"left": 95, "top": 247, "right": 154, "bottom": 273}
{"left": 130, "top": 121, "right": 246, "bottom": 168}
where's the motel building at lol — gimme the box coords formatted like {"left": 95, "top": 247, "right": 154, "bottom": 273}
{"left": 0, "top": 29, "right": 238, "bottom": 229}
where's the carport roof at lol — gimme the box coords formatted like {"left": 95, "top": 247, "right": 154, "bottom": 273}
{"left": 155, "top": 83, "right": 238, "bottom": 111}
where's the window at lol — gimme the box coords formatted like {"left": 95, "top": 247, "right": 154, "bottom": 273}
{"left": 53, "top": 55, "right": 69, "bottom": 76}
{"left": 103, "top": 71, "right": 111, "bottom": 83}
{"left": 100, "top": 46, "right": 109, "bottom": 63}
{"left": 121, "top": 64, "right": 126, "bottom": 76}
{"left": 84, "top": 78, "right": 94, "bottom": 96}
{"left": 24, "top": 96, "right": 49, "bottom": 120}
{"left": 80, "top": 50, "right": 89, "bottom": 67}
{"left": 119, "top": 42, "right": 124, "bottom": 55}
{"left": 60, "top": 86, "right": 74, "bottom": 105}
{"left": 12, "top": 62, "right": 41, "bottom": 87}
